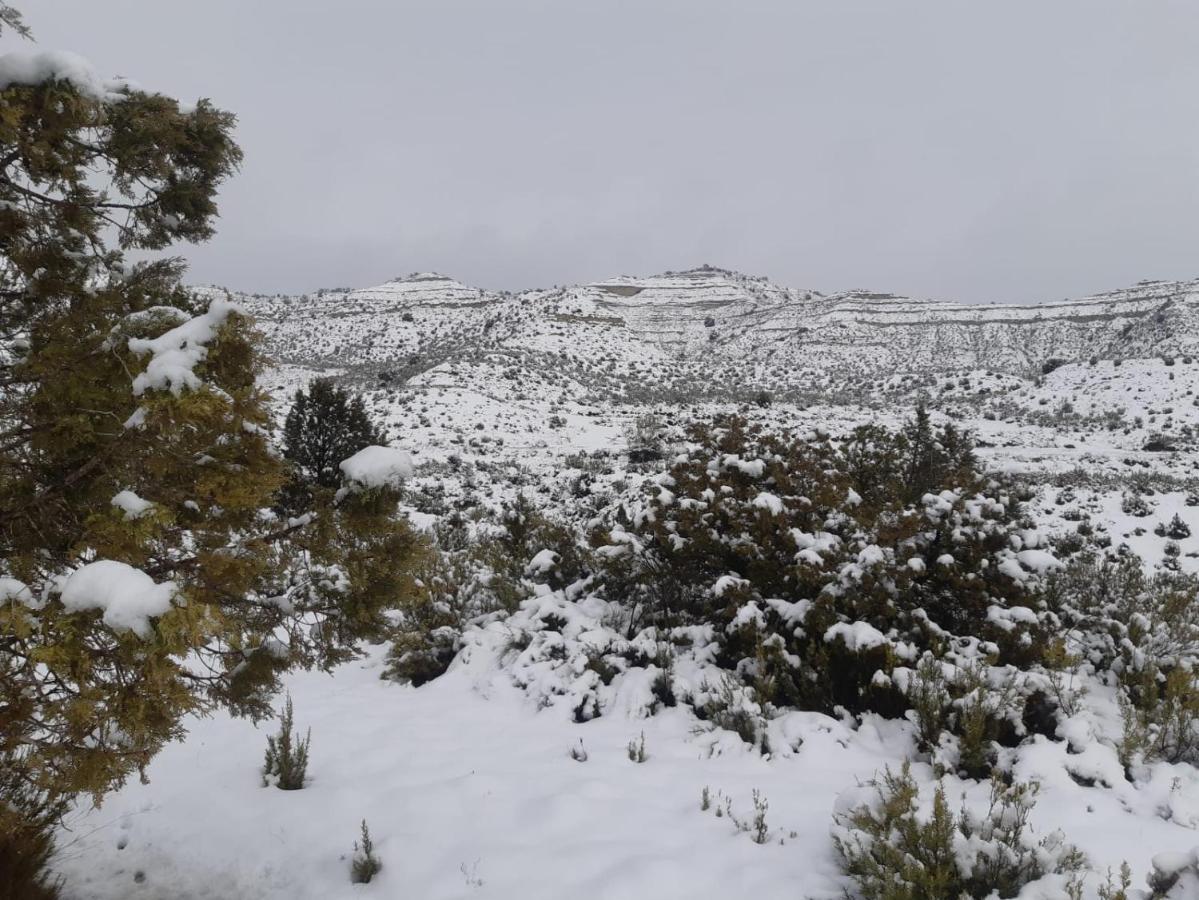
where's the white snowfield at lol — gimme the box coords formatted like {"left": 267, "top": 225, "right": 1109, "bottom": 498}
{"left": 51, "top": 639, "right": 1199, "bottom": 900}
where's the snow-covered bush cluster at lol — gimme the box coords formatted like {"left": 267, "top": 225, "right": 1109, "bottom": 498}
{"left": 832, "top": 763, "right": 1086, "bottom": 900}
{"left": 399, "top": 410, "right": 1199, "bottom": 897}
{"left": 451, "top": 414, "right": 1080, "bottom": 768}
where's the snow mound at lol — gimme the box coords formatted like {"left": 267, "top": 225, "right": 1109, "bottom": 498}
{"left": 59, "top": 560, "right": 177, "bottom": 638}
{"left": 339, "top": 446, "right": 414, "bottom": 489}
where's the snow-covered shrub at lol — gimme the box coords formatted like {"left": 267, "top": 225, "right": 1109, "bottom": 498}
{"left": 626, "top": 732, "right": 647, "bottom": 763}
{"left": 592, "top": 414, "right": 1059, "bottom": 732}
{"left": 1121, "top": 492, "right": 1153, "bottom": 518}
{"left": 1120, "top": 667, "right": 1199, "bottom": 768}
{"left": 1044, "top": 552, "right": 1199, "bottom": 674}
{"left": 384, "top": 537, "right": 485, "bottom": 687}
{"left": 350, "top": 820, "right": 382, "bottom": 884}
{"left": 831, "top": 763, "right": 1086, "bottom": 900}
{"left": 695, "top": 674, "right": 766, "bottom": 747}
{"left": 1147, "top": 849, "right": 1199, "bottom": 899}
{"left": 898, "top": 658, "right": 1026, "bottom": 779}
{"left": 262, "top": 695, "right": 310, "bottom": 790}
{"left": 1155, "top": 514, "right": 1191, "bottom": 540}
{"left": 384, "top": 499, "right": 592, "bottom": 685}
{"left": 1044, "top": 552, "right": 1199, "bottom": 768}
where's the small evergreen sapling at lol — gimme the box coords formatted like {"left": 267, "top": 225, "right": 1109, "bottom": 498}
{"left": 1155, "top": 514, "right": 1192, "bottom": 540}
{"left": 626, "top": 732, "right": 647, "bottom": 763}
{"left": 750, "top": 790, "right": 770, "bottom": 844}
{"left": 351, "top": 820, "right": 383, "bottom": 884}
{"left": 262, "top": 695, "right": 310, "bottom": 790}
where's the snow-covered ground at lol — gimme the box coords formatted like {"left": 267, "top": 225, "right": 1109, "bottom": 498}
{"left": 51, "top": 641, "right": 1199, "bottom": 900}
{"left": 49, "top": 422, "right": 1199, "bottom": 899}
{"left": 46, "top": 271, "right": 1199, "bottom": 898}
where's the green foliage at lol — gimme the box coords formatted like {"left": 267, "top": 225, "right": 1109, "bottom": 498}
{"left": 1045, "top": 551, "right": 1199, "bottom": 676}
{"left": 262, "top": 695, "right": 310, "bottom": 791}
{"left": 0, "top": 753, "right": 66, "bottom": 900}
{"left": 282, "top": 379, "right": 386, "bottom": 491}
{"left": 0, "top": 2, "right": 30, "bottom": 39}
{"left": 1098, "top": 863, "right": 1133, "bottom": 900}
{"left": 0, "top": 49, "right": 423, "bottom": 813}
{"left": 384, "top": 499, "right": 589, "bottom": 685}
{"left": 832, "top": 764, "right": 1085, "bottom": 900}
{"left": 1045, "top": 551, "right": 1199, "bottom": 768}
{"left": 1120, "top": 666, "right": 1199, "bottom": 767}
{"left": 350, "top": 819, "right": 382, "bottom": 884}
{"left": 596, "top": 412, "right": 1051, "bottom": 731}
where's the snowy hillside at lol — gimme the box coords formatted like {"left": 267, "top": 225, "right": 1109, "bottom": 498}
{"left": 231, "top": 268, "right": 1199, "bottom": 398}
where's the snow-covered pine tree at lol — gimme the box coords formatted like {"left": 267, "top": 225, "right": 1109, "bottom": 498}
{"left": 283, "top": 379, "right": 387, "bottom": 488}
{"left": 0, "top": 11, "right": 426, "bottom": 830}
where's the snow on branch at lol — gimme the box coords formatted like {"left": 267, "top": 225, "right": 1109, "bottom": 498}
{"left": 58, "top": 560, "right": 177, "bottom": 638}
{"left": 128, "top": 297, "right": 242, "bottom": 397}
{"left": 0, "top": 49, "right": 134, "bottom": 100}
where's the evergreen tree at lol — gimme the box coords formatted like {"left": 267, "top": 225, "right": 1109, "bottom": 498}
{"left": 283, "top": 379, "right": 386, "bottom": 488}
{"left": 0, "top": 19, "right": 425, "bottom": 830}
{"left": 902, "top": 404, "right": 945, "bottom": 502}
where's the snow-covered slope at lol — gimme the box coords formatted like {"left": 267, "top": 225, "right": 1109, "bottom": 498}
{"left": 230, "top": 268, "right": 1199, "bottom": 403}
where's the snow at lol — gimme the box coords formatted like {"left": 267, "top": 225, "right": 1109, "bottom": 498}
{"left": 0, "top": 576, "right": 34, "bottom": 607}
{"left": 752, "top": 491, "right": 783, "bottom": 515}
{"left": 711, "top": 574, "right": 750, "bottom": 597}
{"left": 128, "top": 297, "right": 242, "bottom": 397}
{"left": 526, "top": 548, "right": 559, "bottom": 575}
{"left": 58, "top": 560, "right": 177, "bottom": 638}
{"left": 53, "top": 637, "right": 1199, "bottom": 900}
{"left": 338, "top": 445, "right": 414, "bottom": 489}
{"left": 49, "top": 650, "right": 904, "bottom": 900}
{"left": 1016, "top": 548, "right": 1061, "bottom": 574}
{"left": 721, "top": 454, "right": 766, "bottom": 477}
{"left": 1152, "top": 849, "right": 1198, "bottom": 878}
{"left": 111, "top": 490, "right": 154, "bottom": 520}
{"left": 824, "top": 621, "right": 888, "bottom": 652}
{"left": 0, "top": 49, "right": 131, "bottom": 100}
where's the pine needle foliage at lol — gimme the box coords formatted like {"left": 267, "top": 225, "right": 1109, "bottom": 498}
{"left": 0, "top": 28, "right": 425, "bottom": 822}
{"left": 0, "top": 753, "right": 67, "bottom": 900}
{"left": 833, "top": 764, "right": 1085, "bottom": 900}
{"left": 262, "top": 695, "right": 310, "bottom": 790}
{"left": 350, "top": 819, "right": 382, "bottom": 884}
{"left": 282, "top": 379, "right": 386, "bottom": 490}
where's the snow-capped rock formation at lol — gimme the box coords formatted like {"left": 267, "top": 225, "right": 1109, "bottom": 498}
{"left": 225, "top": 267, "right": 1199, "bottom": 403}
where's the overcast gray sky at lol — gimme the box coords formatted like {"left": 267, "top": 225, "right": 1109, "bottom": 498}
{"left": 15, "top": 1, "right": 1199, "bottom": 301}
